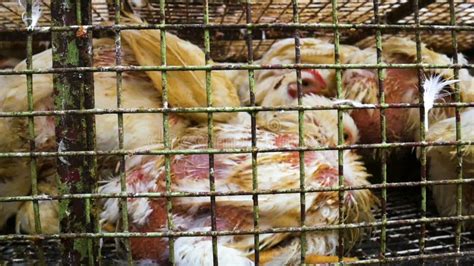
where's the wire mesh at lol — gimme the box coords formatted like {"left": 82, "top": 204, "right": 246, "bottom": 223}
{"left": 0, "top": 0, "right": 473, "bottom": 265}
{"left": 1, "top": 1, "right": 474, "bottom": 60}
{"left": 1, "top": 189, "right": 473, "bottom": 264}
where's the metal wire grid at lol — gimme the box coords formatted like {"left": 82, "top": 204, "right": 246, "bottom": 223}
{"left": 1, "top": 189, "right": 473, "bottom": 264}
{"left": 1, "top": 1, "right": 474, "bottom": 61}
{"left": 352, "top": 189, "right": 474, "bottom": 265}
{"left": 0, "top": 0, "right": 473, "bottom": 265}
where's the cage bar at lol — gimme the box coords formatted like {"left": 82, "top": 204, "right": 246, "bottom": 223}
{"left": 2, "top": 61, "right": 472, "bottom": 77}
{"left": 203, "top": 0, "right": 219, "bottom": 265}
{"left": 2, "top": 139, "right": 474, "bottom": 160}
{"left": 330, "top": 0, "right": 348, "bottom": 262}
{"left": 113, "top": 0, "right": 133, "bottom": 264}
{"left": 413, "top": 0, "right": 427, "bottom": 263}
{"left": 289, "top": 0, "right": 308, "bottom": 263}
{"left": 50, "top": 0, "right": 96, "bottom": 263}
{"left": 25, "top": 0, "right": 45, "bottom": 263}
{"left": 448, "top": 0, "right": 463, "bottom": 262}
{"left": 0, "top": 177, "right": 474, "bottom": 203}
{"left": 3, "top": 100, "right": 474, "bottom": 119}
{"left": 0, "top": 1, "right": 474, "bottom": 265}
{"left": 243, "top": 0, "right": 261, "bottom": 264}
{"left": 372, "top": 0, "right": 388, "bottom": 263}
{"left": 159, "top": 0, "right": 176, "bottom": 264}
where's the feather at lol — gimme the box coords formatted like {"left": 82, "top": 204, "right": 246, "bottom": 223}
{"left": 121, "top": 28, "right": 240, "bottom": 123}
{"left": 174, "top": 234, "right": 254, "bottom": 266}
{"left": 1, "top": 30, "right": 228, "bottom": 230}
{"left": 341, "top": 37, "right": 474, "bottom": 153}
{"left": 18, "top": 0, "right": 42, "bottom": 29}
{"left": 425, "top": 109, "right": 474, "bottom": 229}
{"left": 98, "top": 95, "right": 377, "bottom": 263}
{"left": 228, "top": 38, "right": 360, "bottom": 105}
{"left": 332, "top": 99, "right": 376, "bottom": 109}
{"left": 422, "top": 75, "right": 458, "bottom": 132}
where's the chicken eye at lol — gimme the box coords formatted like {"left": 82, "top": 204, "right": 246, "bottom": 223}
{"left": 302, "top": 79, "right": 310, "bottom": 87}
{"left": 273, "top": 77, "right": 284, "bottom": 90}
{"left": 343, "top": 132, "right": 350, "bottom": 141}
{"left": 343, "top": 129, "right": 353, "bottom": 144}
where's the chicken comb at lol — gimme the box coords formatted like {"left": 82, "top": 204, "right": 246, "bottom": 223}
{"left": 304, "top": 69, "right": 327, "bottom": 88}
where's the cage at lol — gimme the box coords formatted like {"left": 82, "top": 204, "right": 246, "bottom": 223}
{"left": 0, "top": 0, "right": 473, "bottom": 265}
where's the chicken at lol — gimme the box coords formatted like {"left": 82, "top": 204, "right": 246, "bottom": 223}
{"left": 99, "top": 94, "right": 377, "bottom": 265}
{"left": 15, "top": 167, "right": 59, "bottom": 234}
{"left": 253, "top": 71, "right": 359, "bottom": 145}
{"left": 1, "top": 28, "right": 240, "bottom": 231}
{"left": 122, "top": 28, "right": 239, "bottom": 123}
{"left": 0, "top": 57, "right": 21, "bottom": 69}
{"left": 0, "top": 38, "right": 182, "bottom": 231}
{"left": 226, "top": 38, "right": 360, "bottom": 105}
{"left": 225, "top": 37, "right": 362, "bottom": 145}
{"left": 425, "top": 108, "right": 474, "bottom": 229}
{"left": 226, "top": 42, "right": 361, "bottom": 146}
{"left": 0, "top": 162, "right": 31, "bottom": 231}
{"left": 342, "top": 37, "right": 474, "bottom": 146}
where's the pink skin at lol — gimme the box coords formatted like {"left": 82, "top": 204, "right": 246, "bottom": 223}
{"left": 287, "top": 70, "right": 327, "bottom": 98}
{"left": 274, "top": 133, "right": 299, "bottom": 147}
{"left": 171, "top": 153, "right": 238, "bottom": 181}
{"left": 170, "top": 134, "right": 320, "bottom": 181}
{"left": 125, "top": 126, "right": 360, "bottom": 261}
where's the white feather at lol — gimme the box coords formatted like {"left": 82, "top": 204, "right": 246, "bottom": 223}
{"left": 18, "top": 0, "right": 42, "bottom": 29}
{"left": 332, "top": 99, "right": 376, "bottom": 108}
{"left": 174, "top": 231, "right": 254, "bottom": 266}
{"left": 422, "top": 75, "right": 459, "bottom": 132}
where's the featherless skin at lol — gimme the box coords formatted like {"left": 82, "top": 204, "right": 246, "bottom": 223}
{"left": 0, "top": 29, "right": 239, "bottom": 231}
{"left": 99, "top": 94, "right": 378, "bottom": 265}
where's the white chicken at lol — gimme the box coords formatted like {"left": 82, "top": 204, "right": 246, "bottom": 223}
{"left": 0, "top": 28, "right": 239, "bottom": 231}
{"left": 425, "top": 108, "right": 474, "bottom": 229}
{"left": 99, "top": 94, "right": 377, "bottom": 265}
{"left": 226, "top": 37, "right": 360, "bottom": 106}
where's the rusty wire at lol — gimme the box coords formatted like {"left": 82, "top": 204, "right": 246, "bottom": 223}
{"left": 1, "top": 0, "right": 474, "bottom": 265}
